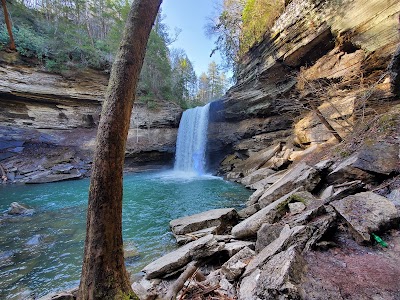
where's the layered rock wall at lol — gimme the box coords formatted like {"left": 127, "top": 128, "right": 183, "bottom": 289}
{"left": 210, "top": 0, "right": 400, "bottom": 171}
{"left": 0, "top": 59, "right": 182, "bottom": 183}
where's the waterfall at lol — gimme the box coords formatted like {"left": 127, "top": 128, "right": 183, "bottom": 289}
{"left": 174, "top": 103, "right": 211, "bottom": 175}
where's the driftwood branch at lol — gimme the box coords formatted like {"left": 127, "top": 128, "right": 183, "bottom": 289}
{"left": 164, "top": 261, "right": 199, "bottom": 300}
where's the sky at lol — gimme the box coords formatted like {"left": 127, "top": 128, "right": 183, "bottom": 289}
{"left": 161, "top": 0, "right": 224, "bottom": 77}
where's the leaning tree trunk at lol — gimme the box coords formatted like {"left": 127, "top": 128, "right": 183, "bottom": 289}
{"left": 78, "top": 0, "right": 162, "bottom": 299}
{"left": 1, "top": 0, "right": 16, "bottom": 51}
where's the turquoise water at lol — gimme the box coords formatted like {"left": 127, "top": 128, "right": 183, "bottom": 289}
{"left": 0, "top": 170, "right": 251, "bottom": 299}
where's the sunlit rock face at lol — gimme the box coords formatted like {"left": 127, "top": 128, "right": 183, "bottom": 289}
{"left": 209, "top": 0, "right": 400, "bottom": 170}
{"left": 0, "top": 60, "right": 182, "bottom": 183}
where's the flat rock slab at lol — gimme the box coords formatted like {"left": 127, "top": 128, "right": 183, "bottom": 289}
{"left": 232, "top": 188, "right": 301, "bottom": 239}
{"left": 258, "top": 162, "right": 320, "bottom": 208}
{"left": 170, "top": 208, "right": 238, "bottom": 236}
{"left": 331, "top": 192, "right": 399, "bottom": 243}
{"left": 142, "top": 234, "right": 222, "bottom": 279}
{"left": 241, "top": 168, "right": 275, "bottom": 186}
{"left": 352, "top": 142, "right": 399, "bottom": 175}
{"left": 236, "top": 144, "right": 281, "bottom": 176}
{"left": 26, "top": 169, "right": 82, "bottom": 184}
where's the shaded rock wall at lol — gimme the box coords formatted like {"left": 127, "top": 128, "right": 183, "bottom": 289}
{"left": 0, "top": 59, "right": 182, "bottom": 183}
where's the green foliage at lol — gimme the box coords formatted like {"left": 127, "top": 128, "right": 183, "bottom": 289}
{"left": 241, "top": 0, "right": 285, "bottom": 54}
{"left": 4, "top": 1, "right": 230, "bottom": 108}
{"left": 206, "top": 0, "right": 245, "bottom": 73}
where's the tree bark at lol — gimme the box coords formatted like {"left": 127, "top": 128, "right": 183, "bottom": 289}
{"left": 78, "top": 0, "right": 162, "bottom": 299}
{"left": 1, "top": 0, "right": 16, "bottom": 51}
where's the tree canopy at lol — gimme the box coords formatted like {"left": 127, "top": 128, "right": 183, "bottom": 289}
{"left": 0, "top": 0, "right": 230, "bottom": 108}
{"left": 207, "top": 0, "right": 288, "bottom": 76}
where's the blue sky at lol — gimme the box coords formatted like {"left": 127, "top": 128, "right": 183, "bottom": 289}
{"left": 161, "top": 0, "right": 223, "bottom": 76}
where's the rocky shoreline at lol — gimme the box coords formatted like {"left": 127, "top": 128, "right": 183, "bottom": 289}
{"left": 41, "top": 103, "right": 399, "bottom": 300}
{"left": 127, "top": 114, "right": 399, "bottom": 299}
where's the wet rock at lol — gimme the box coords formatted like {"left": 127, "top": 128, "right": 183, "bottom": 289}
{"left": 258, "top": 162, "right": 320, "bottom": 208}
{"left": 232, "top": 188, "right": 301, "bottom": 239}
{"left": 8, "top": 202, "right": 34, "bottom": 215}
{"left": 26, "top": 234, "right": 42, "bottom": 246}
{"left": 255, "top": 223, "right": 285, "bottom": 252}
{"left": 142, "top": 235, "right": 222, "bottom": 279}
{"left": 123, "top": 240, "right": 139, "bottom": 258}
{"left": 222, "top": 247, "right": 255, "bottom": 281}
{"left": 49, "top": 293, "right": 75, "bottom": 300}
{"left": 331, "top": 192, "right": 399, "bottom": 243}
{"left": 27, "top": 169, "right": 82, "bottom": 184}
{"left": 170, "top": 208, "right": 238, "bottom": 242}
{"left": 175, "top": 226, "right": 218, "bottom": 244}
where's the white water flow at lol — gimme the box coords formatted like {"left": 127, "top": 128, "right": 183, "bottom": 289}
{"left": 174, "top": 103, "right": 211, "bottom": 175}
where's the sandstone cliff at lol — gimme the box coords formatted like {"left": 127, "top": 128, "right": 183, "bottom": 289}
{"left": 209, "top": 0, "right": 400, "bottom": 173}
{"left": 0, "top": 55, "right": 182, "bottom": 183}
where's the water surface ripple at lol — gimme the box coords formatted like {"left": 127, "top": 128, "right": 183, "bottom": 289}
{"left": 0, "top": 170, "right": 251, "bottom": 299}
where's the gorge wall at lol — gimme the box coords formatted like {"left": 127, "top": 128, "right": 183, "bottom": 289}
{"left": 208, "top": 0, "right": 400, "bottom": 173}
{"left": 0, "top": 55, "right": 182, "bottom": 183}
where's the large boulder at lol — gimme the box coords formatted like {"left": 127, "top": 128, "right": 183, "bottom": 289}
{"left": 258, "top": 162, "right": 320, "bottom": 208}
{"left": 241, "top": 168, "right": 276, "bottom": 187}
{"left": 232, "top": 188, "right": 302, "bottom": 239}
{"left": 239, "top": 246, "right": 304, "bottom": 300}
{"left": 222, "top": 247, "right": 255, "bottom": 281}
{"left": 170, "top": 208, "right": 238, "bottom": 243}
{"left": 350, "top": 142, "right": 399, "bottom": 175}
{"left": 242, "top": 225, "right": 307, "bottom": 277}
{"left": 327, "top": 154, "right": 374, "bottom": 184}
{"left": 235, "top": 144, "right": 282, "bottom": 176}
{"left": 255, "top": 223, "right": 285, "bottom": 253}
{"left": 142, "top": 235, "right": 223, "bottom": 279}
{"left": 331, "top": 192, "right": 400, "bottom": 243}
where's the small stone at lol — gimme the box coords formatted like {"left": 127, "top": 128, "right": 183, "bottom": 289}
{"left": 288, "top": 202, "right": 306, "bottom": 215}
{"left": 8, "top": 202, "right": 34, "bottom": 215}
